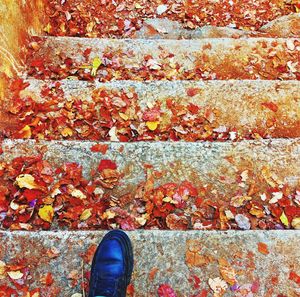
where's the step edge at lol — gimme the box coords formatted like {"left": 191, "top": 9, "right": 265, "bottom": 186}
{"left": 1, "top": 229, "right": 299, "bottom": 236}
{"left": 41, "top": 36, "right": 300, "bottom": 42}
{"left": 3, "top": 138, "right": 300, "bottom": 146}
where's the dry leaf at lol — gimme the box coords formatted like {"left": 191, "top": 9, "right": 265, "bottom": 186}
{"left": 7, "top": 270, "right": 24, "bottom": 280}
{"left": 16, "top": 174, "right": 39, "bottom": 190}
{"left": 258, "top": 242, "right": 269, "bottom": 255}
{"left": 91, "top": 57, "right": 102, "bottom": 76}
{"left": 208, "top": 277, "right": 227, "bottom": 296}
{"left": 80, "top": 209, "right": 92, "bottom": 221}
{"left": 61, "top": 127, "right": 73, "bottom": 137}
{"left": 0, "top": 261, "right": 6, "bottom": 277}
{"left": 291, "top": 217, "right": 300, "bottom": 229}
{"left": 280, "top": 211, "right": 289, "bottom": 227}
{"left": 218, "top": 258, "right": 236, "bottom": 285}
{"left": 38, "top": 205, "right": 54, "bottom": 223}
{"left": 71, "top": 188, "right": 86, "bottom": 200}
{"left": 146, "top": 121, "right": 159, "bottom": 131}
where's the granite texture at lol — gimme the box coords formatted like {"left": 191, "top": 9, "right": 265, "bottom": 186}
{"left": 0, "top": 230, "right": 299, "bottom": 296}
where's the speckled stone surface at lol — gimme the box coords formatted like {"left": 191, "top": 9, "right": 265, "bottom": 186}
{"left": 26, "top": 37, "right": 300, "bottom": 80}
{"left": 134, "top": 14, "right": 300, "bottom": 39}
{"left": 0, "top": 230, "right": 299, "bottom": 296}
{"left": 260, "top": 13, "right": 300, "bottom": 37}
{"left": 2, "top": 139, "right": 300, "bottom": 194}
{"left": 20, "top": 79, "right": 300, "bottom": 139}
{"left": 134, "top": 18, "right": 261, "bottom": 39}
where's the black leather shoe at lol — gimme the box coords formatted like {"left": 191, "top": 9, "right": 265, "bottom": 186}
{"left": 88, "top": 230, "right": 134, "bottom": 297}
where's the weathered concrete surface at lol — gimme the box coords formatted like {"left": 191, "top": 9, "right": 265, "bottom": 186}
{"left": 2, "top": 139, "right": 300, "bottom": 193}
{"left": 135, "top": 15, "right": 300, "bottom": 39}
{"left": 0, "top": 230, "right": 299, "bottom": 296}
{"left": 26, "top": 37, "right": 300, "bottom": 80}
{"left": 134, "top": 19, "right": 263, "bottom": 39}
{"left": 20, "top": 79, "right": 300, "bottom": 139}
{"left": 260, "top": 13, "right": 300, "bottom": 37}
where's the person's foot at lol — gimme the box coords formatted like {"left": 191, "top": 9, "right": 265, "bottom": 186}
{"left": 88, "top": 230, "right": 134, "bottom": 297}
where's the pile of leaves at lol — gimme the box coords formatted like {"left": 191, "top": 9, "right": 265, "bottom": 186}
{"left": 0, "top": 151, "right": 299, "bottom": 231}
{"left": 43, "top": 0, "right": 299, "bottom": 38}
{"left": 25, "top": 38, "right": 300, "bottom": 81}
{"left": 3, "top": 79, "right": 299, "bottom": 142}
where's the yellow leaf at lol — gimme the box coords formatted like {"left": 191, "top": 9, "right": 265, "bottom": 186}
{"left": 135, "top": 3, "right": 142, "bottom": 8}
{"left": 0, "top": 261, "right": 6, "bottom": 276}
{"left": 43, "top": 23, "right": 52, "bottom": 34}
{"left": 103, "top": 210, "right": 116, "bottom": 219}
{"left": 16, "top": 174, "right": 38, "bottom": 190}
{"left": 80, "top": 209, "right": 92, "bottom": 221}
{"left": 61, "top": 127, "right": 73, "bottom": 137}
{"left": 119, "top": 112, "right": 129, "bottom": 121}
{"left": 19, "top": 125, "right": 32, "bottom": 138}
{"left": 280, "top": 211, "right": 289, "bottom": 227}
{"left": 38, "top": 205, "right": 54, "bottom": 223}
{"left": 91, "top": 57, "right": 102, "bottom": 76}
{"left": 60, "top": 22, "right": 66, "bottom": 33}
{"left": 7, "top": 270, "right": 24, "bottom": 280}
{"left": 291, "top": 217, "right": 300, "bottom": 229}
{"left": 146, "top": 121, "right": 159, "bottom": 131}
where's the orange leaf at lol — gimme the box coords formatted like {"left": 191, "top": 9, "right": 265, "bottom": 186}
{"left": 90, "top": 144, "right": 109, "bottom": 154}
{"left": 257, "top": 242, "right": 269, "bottom": 255}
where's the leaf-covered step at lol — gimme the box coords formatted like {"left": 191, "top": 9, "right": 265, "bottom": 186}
{"left": 43, "top": 0, "right": 298, "bottom": 38}
{"left": 134, "top": 14, "right": 300, "bottom": 39}
{"left": 6, "top": 79, "right": 300, "bottom": 141}
{"left": 25, "top": 37, "right": 300, "bottom": 81}
{"left": 0, "top": 230, "right": 299, "bottom": 296}
{"left": 1, "top": 139, "right": 300, "bottom": 230}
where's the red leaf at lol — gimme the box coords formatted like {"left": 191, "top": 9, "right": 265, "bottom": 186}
{"left": 158, "top": 284, "right": 177, "bottom": 297}
{"left": 83, "top": 48, "right": 92, "bottom": 58}
{"left": 30, "top": 59, "right": 44, "bottom": 68}
{"left": 23, "top": 189, "right": 44, "bottom": 202}
{"left": 98, "top": 160, "right": 117, "bottom": 171}
{"left": 178, "top": 181, "right": 198, "bottom": 197}
{"left": 91, "top": 144, "right": 109, "bottom": 154}
{"left": 289, "top": 271, "right": 300, "bottom": 285}
{"left": 45, "top": 272, "right": 54, "bottom": 286}
{"left": 126, "top": 284, "right": 135, "bottom": 297}
{"left": 188, "top": 103, "right": 200, "bottom": 114}
{"left": 142, "top": 107, "right": 161, "bottom": 121}
{"left": 261, "top": 102, "right": 278, "bottom": 112}
{"left": 186, "top": 88, "right": 200, "bottom": 97}
{"left": 251, "top": 279, "right": 260, "bottom": 293}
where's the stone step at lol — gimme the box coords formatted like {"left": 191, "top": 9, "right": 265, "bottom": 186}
{"left": 134, "top": 15, "right": 300, "bottom": 39}
{"left": 25, "top": 37, "right": 300, "bottom": 81}
{"left": 1, "top": 139, "right": 300, "bottom": 231}
{"left": 0, "top": 230, "right": 299, "bottom": 296}
{"left": 135, "top": 19, "right": 265, "bottom": 39}
{"left": 7, "top": 79, "right": 300, "bottom": 141}
{"left": 259, "top": 13, "right": 300, "bottom": 37}
{"left": 43, "top": 0, "right": 298, "bottom": 38}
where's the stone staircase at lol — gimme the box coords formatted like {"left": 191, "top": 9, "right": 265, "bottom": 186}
{"left": 0, "top": 1, "right": 300, "bottom": 296}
